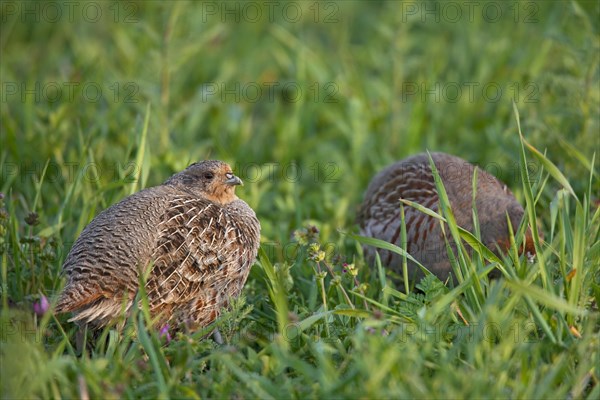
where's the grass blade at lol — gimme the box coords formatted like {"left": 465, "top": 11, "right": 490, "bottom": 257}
{"left": 129, "top": 103, "right": 151, "bottom": 195}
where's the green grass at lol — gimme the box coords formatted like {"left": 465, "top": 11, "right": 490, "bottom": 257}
{"left": 1, "top": 1, "right": 599, "bottom": 398}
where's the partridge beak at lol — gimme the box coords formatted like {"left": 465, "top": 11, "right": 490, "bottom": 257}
{"left": 225, "top": 174, "right": 243, "bottom": 186}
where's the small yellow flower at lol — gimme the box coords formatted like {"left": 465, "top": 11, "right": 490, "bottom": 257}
{"left": 345, "top": 263, "right": 358, "bottom": 277}
{"left": 308, "top": 243, "right": 325, "bottom": 262}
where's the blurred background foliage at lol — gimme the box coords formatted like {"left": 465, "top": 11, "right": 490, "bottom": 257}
{"left": 2, "top": 1, "right": 598, "bottom": 238}
{"left": 1, "top": 1, "right": 599, "bottom": 398}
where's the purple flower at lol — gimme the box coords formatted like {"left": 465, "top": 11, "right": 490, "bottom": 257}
{"left": 33, "top": 295, "right": 49, "bottom": 316}
{"left": 159, "top": 324, "right": 172, "bottom": 344}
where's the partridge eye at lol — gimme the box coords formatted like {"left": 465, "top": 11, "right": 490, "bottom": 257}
{"left": 204, "top": 172, "right": 214, "bottom": 180}
{"left": 225, "top": 172, "right": 234, "bottom": 180}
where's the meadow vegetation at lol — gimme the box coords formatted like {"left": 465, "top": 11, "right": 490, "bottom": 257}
{"left": 1, "top": 1, "right": 599, "bottom": 398}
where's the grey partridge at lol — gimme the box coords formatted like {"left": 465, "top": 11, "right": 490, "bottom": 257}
{"left": 55, "top": 160, "right": 261, "bottom": 332}
{"left": 357, "top": 152, "right": 534, "bottom": 281}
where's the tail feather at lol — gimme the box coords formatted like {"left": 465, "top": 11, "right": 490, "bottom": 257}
{"left": 68, "top": 299, "right": 132, "bottom": 325}
{"left": 54, "top": 288, "right": 104, "bottom": 314}
{"left": 55, "top": 286, "right": 133, "bottom": 327}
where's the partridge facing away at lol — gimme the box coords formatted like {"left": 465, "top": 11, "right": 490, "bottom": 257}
{"left": 357, "top": 152, "right": 534, "bottom": 281}
{"left": 55, "top": 160, "right": 261, "bottom": 332}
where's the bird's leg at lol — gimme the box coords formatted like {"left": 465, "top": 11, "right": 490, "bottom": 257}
{"left": 75, "top": 323, "right": 89, "bottom": 356}
{"left": 212, "top": 329, "right": 224, "bottom": 345}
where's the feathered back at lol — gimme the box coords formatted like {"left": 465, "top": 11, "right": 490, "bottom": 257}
{"left": 358, "top": 152, "right": 533, "bottom": 280}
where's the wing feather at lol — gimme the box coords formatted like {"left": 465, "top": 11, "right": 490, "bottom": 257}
{"left": 55, "top": 187, "right": 174, "bottom": 325}
{"left": 145, "top": 196, "right": 260, "bottom": 328}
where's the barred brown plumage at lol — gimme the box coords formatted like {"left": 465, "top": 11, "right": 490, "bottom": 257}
{"left": 55, "top": 160, "right": 260, "bottom": 333}
{"left": 357, "top": 152, "right": 535, "bottom": 281}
